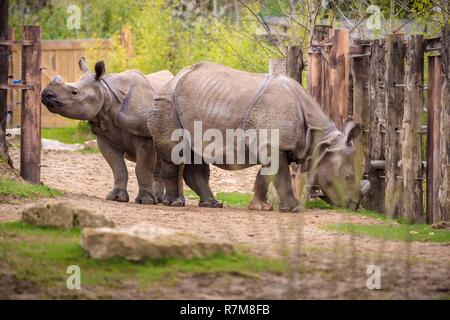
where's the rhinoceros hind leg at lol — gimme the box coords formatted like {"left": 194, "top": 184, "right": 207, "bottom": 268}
{"left": 183, "top": 163, "right": 223, "bottom": 208}
{"left": 161, "top": 160, "right": 185, "bottom": 207}
{"left": 248, "top": 169, "right": 273, "bottom": 211}
{"left": 135, "top": 190, "right": 158, "bottom": 204}
{"left": 106, "top": 188, "right": 129, "bottom": 202}
{"left": 153, "top": 157, "right": 165, "bottom": 203}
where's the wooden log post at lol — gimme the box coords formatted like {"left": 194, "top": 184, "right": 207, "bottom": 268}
{"left": 384, "top": 34, "right": 405, "bottom": 219}
{"left": 427, "top": 55, "right": 442, "bottom": 223}
{"left": 286, "top": 45, "right": 304, "bottom": 85}
{"left": 307, "top": 25, "right": 331, "bottom": 104}
{"left": 351, "top": 40, "right": 371, "bottom": 187}
{"left": 6, "top": 28, "right": 14, "bottom": 128}
{"left": 285, "top": 45, "right": 305, "bottom": 204}
{"left": 365, "top": 39, "right": 387, "bottom": 213}
{"left": 0, "top": 0, "right": 10, "bottom": 164}
{"left": 438, "top": 25, "right": 450, "bottom": 221}
{"left": 120, "top": 26, "right": 133, "bottom": 57}
{"left": 20, "top": 26, "right": 41, "bottom": 184}
{"left": 325, "top": 29, "right": 350, "bottom": 130}
{"left": 402, "top": 35, "right": 424, "bottom": 223}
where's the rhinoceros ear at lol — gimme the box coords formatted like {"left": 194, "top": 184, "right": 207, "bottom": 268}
{"left": 79, "top": 57, "right": 89, "bottom": 74}
{"left": 343, "top": 119, "right": 362, "bottom": 145}
{"left": 94, "top": 61, "right": 106, "bottom": 80}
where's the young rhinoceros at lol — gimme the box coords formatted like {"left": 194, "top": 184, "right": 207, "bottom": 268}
{"left": 147, "top": 61, "right": 370, "bottom": 211}
{"left": 41, "top": 58, "right": 172, "bottom": 204}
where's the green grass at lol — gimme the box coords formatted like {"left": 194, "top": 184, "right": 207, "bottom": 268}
{"left": 0, "top": 178, "right": 63, "bottom": 200}
{"left": 304, "top": 198, "right": 332, "bottom": 209}
{"left": 215, "top": 191, "right": 253, "bottom": 208}
{"left": 323, "top": 223, "right": 450, "bottom": 243}
{"left": 41, "top": 122, "right": 94, "bottom": 145}
{"left": 0, "top": 221, "right": 285, "bottom": 295}
{"left": 186, "top": 190, "right": 335, "bottom": 210}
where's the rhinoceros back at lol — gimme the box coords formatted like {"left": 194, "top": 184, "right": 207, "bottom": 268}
{"left": 117, "top": 70, "right": 173, "bottom": 137}
{"left": 173, "top": 62, "right": 269, "bottom": 132}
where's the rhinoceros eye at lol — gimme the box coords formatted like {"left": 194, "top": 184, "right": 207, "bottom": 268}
{"left": 71, "top": 89, "right": 79, "bottom": 95}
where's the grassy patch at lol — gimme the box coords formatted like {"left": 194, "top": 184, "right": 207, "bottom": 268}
{"left": 215, "top": 192, "right": 253, "bottom": 208}
{"left": 0, "top": 178, "right": 62, "bottom": 200}
{"left": 0, "top": 221, "right": 285, "bottom": 296}
{"left": 323, "top": 223, "right": 450, "bottom": 243}
{"left": 304, "top": 198, "right": 331, "bottom": 209}
{"left": 184, "top": 189, "right": 200, "bottom": 201}
{"left": 77, "top": 146, "right": 100, "bottom": 154}
{"left": 41, "top": 122, "right": 94, "bottom": 144}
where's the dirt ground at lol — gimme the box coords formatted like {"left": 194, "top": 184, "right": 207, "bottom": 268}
{"left": 1, "top": 148, "right": 449, "bottom": 299}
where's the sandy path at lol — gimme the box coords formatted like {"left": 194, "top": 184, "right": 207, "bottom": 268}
{"left": 2, "top": 148, "right": 450, "bottom": 299}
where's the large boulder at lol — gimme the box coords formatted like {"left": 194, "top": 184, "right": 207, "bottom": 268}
{"left": 81, "top": 223, "right": 233, "bottom": 261}
{"left": 22, "top": 202, "right": 115, "bottom": 229}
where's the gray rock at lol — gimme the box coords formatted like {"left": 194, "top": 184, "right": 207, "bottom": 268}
{"left": 81, "top": 223, "right": 233, "bottom": 261}
{"left": 22, "top": 202, "right": 115, "bottom": 229}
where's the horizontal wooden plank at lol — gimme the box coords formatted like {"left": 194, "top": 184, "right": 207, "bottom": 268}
{"left": 41, "top": 39, "right": 113, "bottom": 51}
{"left": 0, "top": 40, "right": 34, "bottom": 46}
{"left": 0, "top": 83, "right": 34, "bottom": 90}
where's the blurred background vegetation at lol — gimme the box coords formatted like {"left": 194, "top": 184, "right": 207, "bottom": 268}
{"left": 8, "top": 0, "right": 450, "bottom": 74}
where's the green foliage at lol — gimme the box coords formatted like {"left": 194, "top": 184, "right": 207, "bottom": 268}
{"left": 0, "top": 221, "right": 285, "bottom": 294}
{"left": 323, "top": 222, "right": 450, "bottom": 243}
{"left": 41, "top": 123, "right": 94, "bottom": 144}
{"left": 0, "top": 178, "right": 63, "bottom": 200}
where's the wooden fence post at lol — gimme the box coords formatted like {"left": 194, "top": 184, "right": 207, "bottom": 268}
{"left": 384, "top": 34, "right": 405, "bottom": 219}
{"left": 365, "top": 39, "right": 386, "bottom": 213}
{"left": 427, "top": 55, "right": 441, "bottom": 223}
{"left": 0, "top": 0, "right": 10, "bottom": 164}
{"left": 20, "top": 26, "right": 41, "bottom": 184}
{"left": 351, "top": 40, "right": 370, "bottom": 186}
{"left": 307, "top": 25, "right": 330, "bottom": 104}
{"left": 286, "top": 45, "right": 305, "bottom": 204}
{"left": 402, "top": 35, "right": 424, "bottom": 223}
{"left": 286, "top": 45, "right": 303, "bottom": 85}
{"left": 325, "top": 29, "right": 350, "bottom": 130}
{"left": 6, "top": 28, "right": 14, "bottom": 128}
{"left": 438, "top": 25, "right": 450, "bottom": 221}
{"left": 121, "top": 26, "right": 133, "bottom": 58}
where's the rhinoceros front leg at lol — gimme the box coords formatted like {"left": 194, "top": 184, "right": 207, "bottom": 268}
{"left": 273, "top": 151, "right": 301, "bottom": 212}
{"left": 248, "top": 168, "right": 274, "bottom": 211}
{"left": 97, "top": 135, "right": 129, "bottom": 202}
{"left": 134, "top": 139, "right": 158, "bottom": 205}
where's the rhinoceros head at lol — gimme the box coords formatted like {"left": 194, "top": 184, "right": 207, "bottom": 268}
{"left": 311, "top": 120, "right": 370, "bottom": 210}
{"left": 41, "top": 57, "right": 106, "bottom": 120}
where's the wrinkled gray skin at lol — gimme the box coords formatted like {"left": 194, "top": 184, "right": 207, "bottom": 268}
{"left": 148, "top": 62, "right": 370, "bottom": 211}
{"left": 41, "top": 57, "right": 172, "bottom": 204}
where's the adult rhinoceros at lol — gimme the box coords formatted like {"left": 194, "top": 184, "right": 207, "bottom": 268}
{"left": 147, "top": 61, "right": 370, "bottom": 211}
{"left": 41, "top": 58, "right": 171, "bottom": 204}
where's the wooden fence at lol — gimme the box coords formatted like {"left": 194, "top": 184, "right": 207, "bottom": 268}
{"left": 7, "top": 38, "right": 113, "bottom": 128}
{"left": 273, "top": 25, "right": 449, "bottom": 224}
